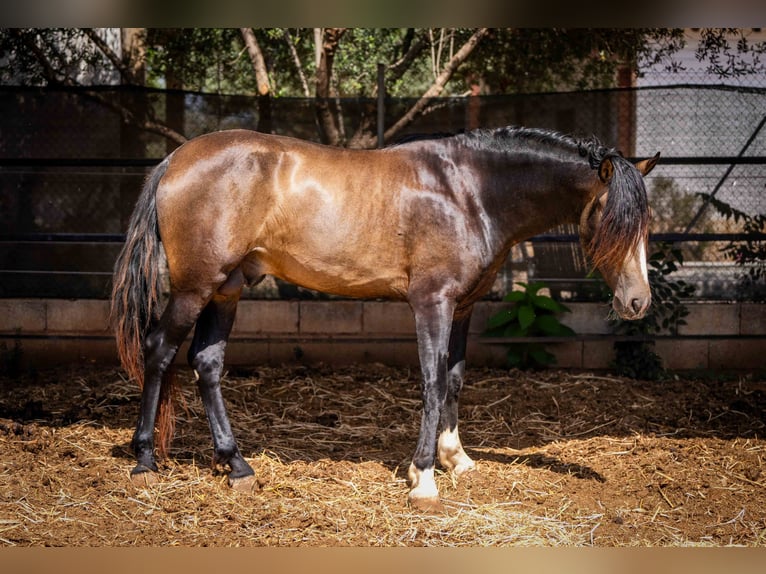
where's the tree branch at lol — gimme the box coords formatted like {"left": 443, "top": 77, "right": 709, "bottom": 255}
{"left": 88, "top": 91, "right": 188, "bottom": 145}
{"left": 387, "top": 29, "right": 428, "bottom": 85}
{"left": 82, "top": 28, "right": 135, "bottom": 84}
{"left": 384, "top": 28, "right": 489, "bottom": 143}
{"left": 17, "top": 29, "right": 187, "bottom": 146}
{"left": 283, "top": 29, "right": 311, "bottom": 97}
{"left": 13, "top": 29, "right": 69, "bottom": 85}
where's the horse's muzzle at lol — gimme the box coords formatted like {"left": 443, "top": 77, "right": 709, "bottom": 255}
{"left": 613, "top": 294, "right": 651, "bottom": 320}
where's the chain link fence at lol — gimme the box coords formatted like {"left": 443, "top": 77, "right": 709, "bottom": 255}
{"left": 1, "top": 85, "right": 763, "bottom": 300}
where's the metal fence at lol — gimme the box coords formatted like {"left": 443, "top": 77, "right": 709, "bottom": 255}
{"left": 0, "top": 85, "right": 764, "bottom": 301}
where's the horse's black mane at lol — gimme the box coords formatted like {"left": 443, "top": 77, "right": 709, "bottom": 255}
{"left": 460, "top": 126, "right": 623, "bottom": 168}
{"left": 394, "top": 126, "right": 622, "bottom": 170}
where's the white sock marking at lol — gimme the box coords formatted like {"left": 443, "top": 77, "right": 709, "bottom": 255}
{"left": 408, "top": 464, "right": 438, "bottom": 501}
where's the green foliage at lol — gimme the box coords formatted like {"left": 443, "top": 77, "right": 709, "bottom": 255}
{"left": 697, "top": 192, "right": 766, "bottom": 301}
{"left": 610, "top": 243, "right": 695, "bottom": 380}
{"left": 468, "top": 29, "right": 685, "bottom": 94}
{"left": 146, "top": 29, "right": 255, "bottom": 94}
{"left": 2, "top": 28, "right": 687, "bottom": 98}
{"left": 695, "top": 28, "right": 766, "bottom": 79}
{"left": 6, "top": 28, "right": 764, "bottom": 99}
{"left": 484, "top": 282, "right": 575, "bottom": 369}
{"left": 332, "top": 29, "right": 434, "bottom": 97}
{"left": 0, "top": 29, "right": 114, "bottom": 85}
{"left": 148, "top": 28, "right": 455, "bottom": 98}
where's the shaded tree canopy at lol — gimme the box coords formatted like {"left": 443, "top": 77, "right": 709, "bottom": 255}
{"left": 2, "top": 28, "right": 761, "bottom": 147}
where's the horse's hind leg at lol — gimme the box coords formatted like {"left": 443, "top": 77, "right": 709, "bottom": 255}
{"left": 437, "top": 310, "right": 476, "bottom": 476}
{"left": 187, "top": 282, "right": 255, "bottom": 491}
{"left": 132, "top": 292, "right": 204, "bottom": 483}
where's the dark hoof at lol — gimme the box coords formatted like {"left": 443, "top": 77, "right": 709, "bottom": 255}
{"left": 130, "top": 465, "right": 159, "bottom": 487}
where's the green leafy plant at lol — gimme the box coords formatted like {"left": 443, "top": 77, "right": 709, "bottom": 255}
{"left": 610, "top": 242, "right": 694, "bottom": 379}
{"left": 484, "top": 281, "right": 575, "bottom": 369}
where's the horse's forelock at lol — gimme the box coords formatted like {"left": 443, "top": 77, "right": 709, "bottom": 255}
{"left": 586, "top": 157, "right": 650, "bottom": 272}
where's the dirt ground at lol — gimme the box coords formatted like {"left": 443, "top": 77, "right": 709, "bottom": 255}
{"left": 0, "top": 363, "right": 764, "bottom": 546}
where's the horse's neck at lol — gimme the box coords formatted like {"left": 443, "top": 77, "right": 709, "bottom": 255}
{"left": 481, "top": 150, "right": 594, "bottom": 244}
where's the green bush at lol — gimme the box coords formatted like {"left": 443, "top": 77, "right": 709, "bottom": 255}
{"left": 484, "top": 281, "right": 575, "bottom": 369}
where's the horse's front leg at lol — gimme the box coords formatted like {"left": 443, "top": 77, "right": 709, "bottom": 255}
{"left": 408, "top": 296, "right": 455, "bottom": 511}
{"left": 438, "top": 309, "right": 476, "bottom": 476}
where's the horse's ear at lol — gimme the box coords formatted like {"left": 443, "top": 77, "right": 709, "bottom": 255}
{"left": 634, "top": 152, "right": 660, "bottom": 176}
{"left": 598, "top": 157, "right": 614, "bottom": 184}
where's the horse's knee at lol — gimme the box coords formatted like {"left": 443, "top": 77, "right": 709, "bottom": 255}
{"left": 144, "top": 331, "right": 176, "bottom": 374}
{"left": 190, "top": 341, "right": 226, "bottom": 381}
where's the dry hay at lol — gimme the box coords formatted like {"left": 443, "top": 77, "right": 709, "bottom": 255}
{"left": 0, "top": 364, "right": 764, "bottom": 546}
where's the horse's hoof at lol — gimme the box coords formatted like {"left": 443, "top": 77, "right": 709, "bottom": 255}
{"left": 229, "top": 473, "right": 259, "bottom": 493}
{"left": 130, "top": 467, "right": 159, "bottom": 487}
{"left": 408, "top": 495, "right": 445, "bottom": 514}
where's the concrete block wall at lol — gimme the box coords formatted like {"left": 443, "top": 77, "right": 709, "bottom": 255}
{"left": 0, "top": 299, "right": 763, "bottom": 371}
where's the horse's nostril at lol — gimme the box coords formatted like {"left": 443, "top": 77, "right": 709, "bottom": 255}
{"left": 631, "top": 298, "right": 643, "bottom": 314}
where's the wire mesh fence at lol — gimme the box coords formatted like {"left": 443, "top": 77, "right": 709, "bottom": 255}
{"left": 0, "top": 85, "right": 763, "bottom": 300}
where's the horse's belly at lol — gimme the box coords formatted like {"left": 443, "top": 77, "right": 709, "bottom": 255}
{"left": 247, "top": 246, "right": 408, "bottom": 300}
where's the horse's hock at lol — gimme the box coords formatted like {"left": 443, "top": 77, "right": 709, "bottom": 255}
{"left": 1, "top": 299, "right": 764, "bottom": 372}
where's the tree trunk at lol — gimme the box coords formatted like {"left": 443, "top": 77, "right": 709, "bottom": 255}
{"left": 315, "top": 28, "right": 346, "bottom": 145}
{"left": 383, "top": 28, "right": 489, "bottom": 143}
{"left": 119, "top": 29, "right": 148, "bottom": 230}
{"left": 240, "top": 28, "right": 273, "bottom": 134}
{"left": 120, "top": 28, "right": 146, "bottom": 85}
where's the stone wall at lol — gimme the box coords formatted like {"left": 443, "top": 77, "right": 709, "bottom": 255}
{"left": 1, "top": 299, "right": 763, "bottom": 372}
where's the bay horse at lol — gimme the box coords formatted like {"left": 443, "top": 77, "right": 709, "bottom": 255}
{"left": 111, "top": 126, "right": 659, "bottom": 510}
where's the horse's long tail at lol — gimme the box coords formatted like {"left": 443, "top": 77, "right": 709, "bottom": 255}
{"left": 111, "top": 158, "right": 176, "bottom": 456}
